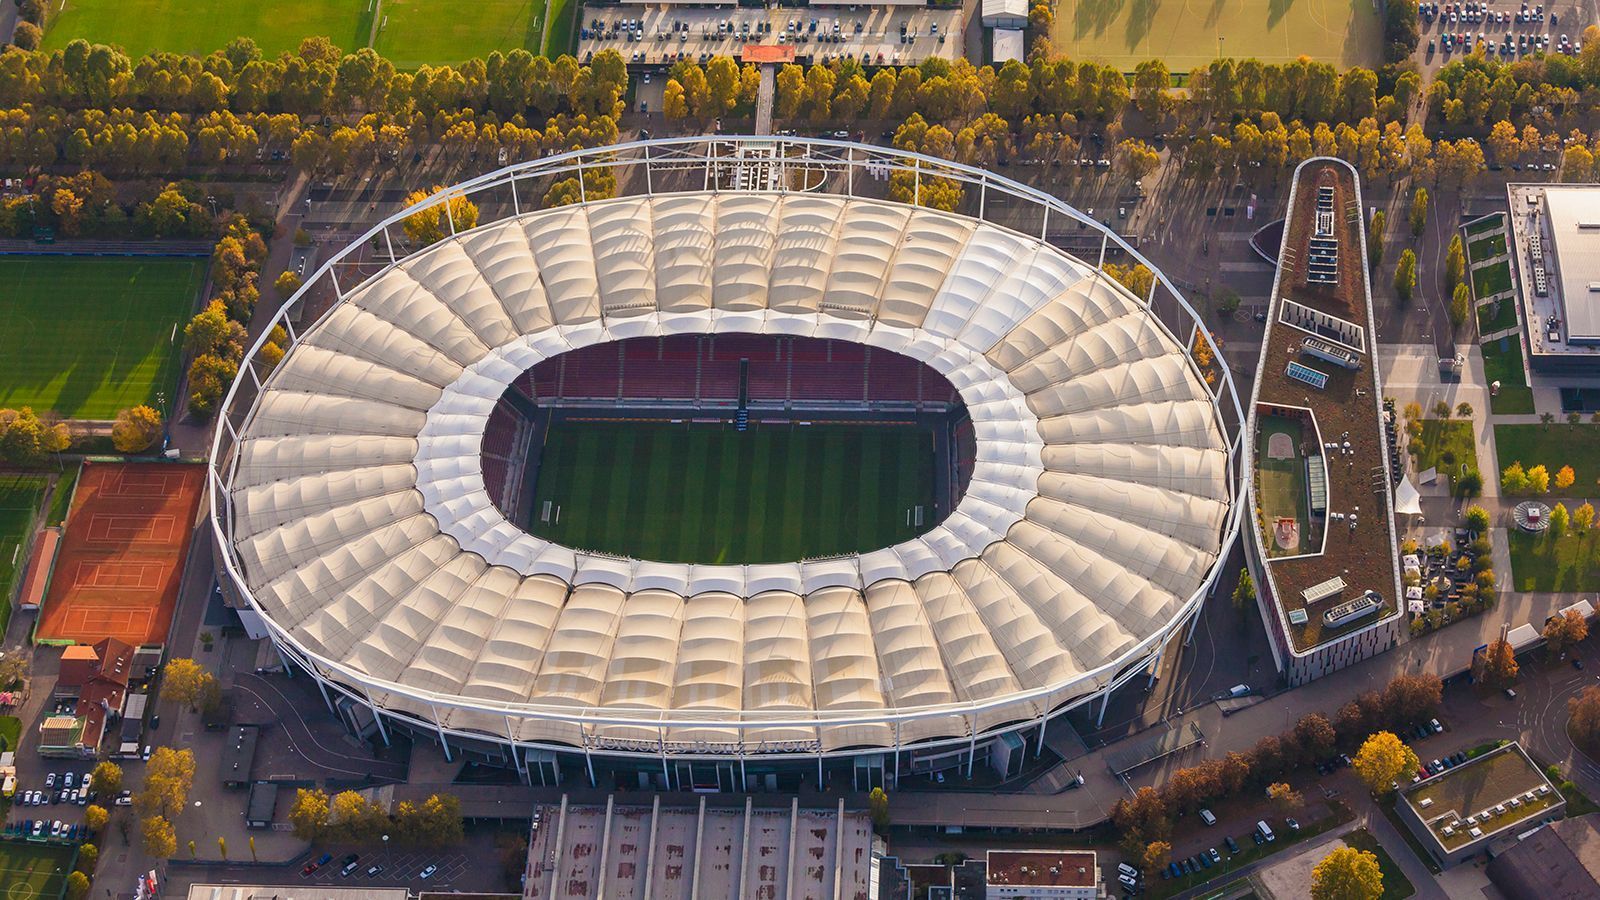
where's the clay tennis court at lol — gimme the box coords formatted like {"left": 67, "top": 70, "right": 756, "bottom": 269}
{"left": 36, "top": 462, "right": 204, "bottom": 645}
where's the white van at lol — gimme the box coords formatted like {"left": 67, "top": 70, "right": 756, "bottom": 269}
{"left": 1256, "top": 820, "right": 1276, "bottom": 842}
{"left": 1117, "top": 862, "right": 1139, "bottom": 878}
{"left": 1199, "top": 808, "right": 1217, "bottom": 826}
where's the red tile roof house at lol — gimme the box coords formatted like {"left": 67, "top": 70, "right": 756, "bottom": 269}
{"left": 39, "top": 638, "right": 133, "bottom": 758}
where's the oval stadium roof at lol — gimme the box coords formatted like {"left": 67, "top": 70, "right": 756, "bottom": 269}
{"left": 224, "top": 189, "right": 1234, "bottom": 754}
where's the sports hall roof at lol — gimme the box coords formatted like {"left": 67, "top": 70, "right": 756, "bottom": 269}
{"left": 225, "top": 192, "right": 1232, "bottom": 751}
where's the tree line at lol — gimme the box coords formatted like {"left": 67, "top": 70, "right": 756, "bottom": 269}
{"left": 1110, "top": 673, "right": 1443, "bottom": 856}
{"left": 288, "top": 787, "right": 464, "bottom": 846}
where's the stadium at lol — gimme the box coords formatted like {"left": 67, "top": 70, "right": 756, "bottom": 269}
{"left": 209, "top": 138, "right": 1245, "bottom": 788}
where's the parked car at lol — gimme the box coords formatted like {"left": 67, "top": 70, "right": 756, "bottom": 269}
{"left": 365, "top": 865, "right": 383, "bottom": 878}
{"left": 1224, "top": 836, "right": 1240, "bottom": 854}
{"left": 1208, "top": 848, "right": 1222, "bottom": 864}
{"left": 420, "top": 864, "right": 439, "bottom": 879}
{"left": 44, "top": 773, "right": 55, "bottom": 789}
{"left": 1430, "top": 718, "right": 1443, "bottom": 733}
{"left": 1199, "top": 808, "right": 1217, "bottom": 826}
{"left": 1286, "top": 817, "right": 1301, "bottom": 832}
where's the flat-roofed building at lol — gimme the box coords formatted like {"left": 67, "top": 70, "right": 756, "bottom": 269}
{"left": 985, "top": 850, "right": 1104, "bottom": 898}
{"left": 523, "top": 795, "right": 875, "bottom": 900}
{"left": 1486, "top": 814, "right": 1600, "bottom": 899}
{"left": 1397, "top": 741, "right": 1565, "bottom": 868}
{"left": 1539, "top": 187, "right": 1600, "bottom": 344}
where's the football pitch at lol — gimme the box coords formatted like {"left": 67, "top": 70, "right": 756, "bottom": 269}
{"left": 44, "top": 0, "right": 574, "bottom": 66}
{"left": 529, "top": 421, "right": 937, "bottom": 564}
{"left": 1050, "top": 0, "right": 1383, "bottom": 71}
{"left": 0, "top": 839, "right": 75, "bottom": 900}
{"left": 374, "top": 0, "right": 549, "bottom": 68}
{"left": 42, "top": 0, "right": 370, "bottom": 58}
{"left": 0, "top": 256, "right": 204, "bottom": 420}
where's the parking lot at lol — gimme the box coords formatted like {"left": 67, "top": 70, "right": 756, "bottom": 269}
{"left": 576, "top": 5, "right": 964, "bottom": 67}
{"left": 1420, "top": 0, "right": 1592, "bottom": 67}
{"left": 5, "top": 760, "right": 99, "bottom": 842}
{"left": 300, "top": 848, "right": 472, "bottom": 887}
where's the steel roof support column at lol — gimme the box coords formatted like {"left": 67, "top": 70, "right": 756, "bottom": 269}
{"left": 912, "top": 159, "right": 921, "bottom": 207}
{"left": 978, "top": 177, "right": 987, "bottom": 221}
{"left": 429, "top": 701, "right": 451, "bottom": 761}
{"left": 1035, "top": 690, "right": 1054, "bottom": 758}
{"left": 1096, "top": 686, "right": 1111, "bottom": 729}
{"left": 584, "top": 744, "right": 597, "bottom": 787}
{"left": 660, "top": 727, "right": 670, "bottom": 785}
{"left": 1147, "top": 645, "right": 1166, "bottom": 689}
{"left": 892, "top": 721, "right": 901, "bottom": 791}
{"left": 510, "top": 176, "right": 521, "bottom": 216}
{"left": 506, "top": 716, "right": 529, "bottom": 785}
{"left": 360, "top": 682, "right": 389, "bottom": 747}
{"left": 312, "top": 669, "right": 334, "bottom": 714}
{"left": 1097, "top": 229, "right": 1110, "bottom": 269}
{"left": 739, "top": 754, "right": 747, "bottom": 793}
{"left": 444, "top": 194, "right": 456, "bottom": 236}
{"left": 644, "top": 144, "right": 654, "bottom": 196}
{"left": 383, "top": 226, "right": 396, "bottom": 264}
{"left": 967, "top": 726, "right": 977, "bottom": 779}
{"left": 1185, "top": 600, "right": 1205, "bottom": 647}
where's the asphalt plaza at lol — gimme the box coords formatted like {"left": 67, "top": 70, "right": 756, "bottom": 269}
{"left": 303, "top": 849, "right": 470, "bottom": 886}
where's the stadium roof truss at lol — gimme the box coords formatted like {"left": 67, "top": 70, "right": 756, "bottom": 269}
{"left": 210, "top": 137, "right": 1247, "bottom": 762}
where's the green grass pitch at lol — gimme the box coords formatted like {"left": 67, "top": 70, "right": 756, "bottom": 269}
{"left": 0, "top": 837, "right": 76, "bottom": 899}
{"left": 529, "top": 421, "right": 936, "bottom": 564}
{"left": 43, "top": 0, "right": 370, "bottom": 58}
{"left": 0, "top": 256, "right": 205, "bottom": 419}
{"left": 1050, "top": 0, "right": 1383, "bottom": 71}
{"left": 0, "top": 475, "right": 48, "bottom": 636}
{"left": 374, "top": 0, "right": 549, "bottom": 69}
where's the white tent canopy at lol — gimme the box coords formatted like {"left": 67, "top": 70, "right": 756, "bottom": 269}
{"left": 225, "top": 192, "right": 1234, "bottom": 747}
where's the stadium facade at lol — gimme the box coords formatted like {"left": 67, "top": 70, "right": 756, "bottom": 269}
{"left": 210, "top": 138, "right": 1245, "bottom": 788}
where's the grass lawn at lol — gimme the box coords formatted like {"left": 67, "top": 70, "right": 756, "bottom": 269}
{"left": 0, "top": 839, "right": 75, "bottom": 899}
{"left": 1507, "top": 530, "right": 1600, "bottom": 592}
{"left": 0, "top": 716, "right": 19, "bottom": 753}
{"left": 0, "top": 475, "right": 48, "bottom": 638}
{"left": 1466, "top": 214, "right": 1505, "bottom": 237}
{"left": 529, "top": 421, "right": 935, "bottom": 564}
{"left": 1048, "top": 0, "right": 1380, "bottom": 71}
{"left": 1256, "top": 415, "right": 1311, "bottom": 557}
{"left": 374, "top": 0, "right": 546, "bottom": 68}
{"left": 1482, "top": 339, "right": 1534, "bottom": 415}
{"left": 543, "top": 0, "right": 580, "bottom": 56}
{"left": 43, "top": 0, "right": 369, "bottom": 58}
{"left": 1342, "top": 828, "right": 1417, "bottom": 900}
{"left": 1412, "top": 419, "right": 1477, "bottom": 489}
{"left": 1494, "top": 424, "right": 1600, "bottom": 493}
{"left": 44, "top": 463, "right": 80, "bottom": 528}
{"left": 1471, "top": 260, "right": 1513, "bottom": 299}
{"left": 0, "top": 256, "right": 204, "bottom": 420}
{"left": 1476, "top": 298, "right": 1519, "bottom": 335}
{"left": 1468, "top": 233, "right": 1507, "bottom": 262}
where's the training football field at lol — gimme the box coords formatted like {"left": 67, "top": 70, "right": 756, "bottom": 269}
{"left": 0, "top": 838, "right": 75, "bottom": 900}
{"left": 42, "top": 0, "right": 370, "bottom": 58}
{"left": 0, "top": 256, "right": 204, "bottom": 419}
{"left": 529, "top": 421, "right": 936, "bottom": 564}
{"left": 1050, "top": 0, "right": 1383, "bottom": 71}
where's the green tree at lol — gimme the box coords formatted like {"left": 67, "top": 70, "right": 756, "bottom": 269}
{"left": 1450, "top": 282, "right": 1472, "bottom": 327}
{"left": 1445, "top": 234, "right": 1465, "bottom": 291}
{"left": 161, "top": 658, "right": 215, "bottom": 710}
{"left": 274, "top": 270, "right": 302, "bottom": 296}
{"left": 1352, "top": 731, "right": 1419, "bottom": 795}
{"left": 1409, "top": 187, "right": 1429, "bottom": 237}
{"left": 65, "top": 872, "right": 90, "bottom": 900}
{"left": 1368, "top": 209, "right": 1385, "bottom": 270}
{"left": 1474, "top": 638, "right": 1519, "bottom": 688}
{"left": 1464, "top": 505, "right": 1491, "bottom": 533}
{"left": 76, "top": 842, "right": 97, "bottom": 873}
{"left": 289, "top": 788, "right": 331, "bottom": 840}
{"left": 1551, "top": 502, "right": 1571, "bottom": 538}
{"left": 1232, "top": 570, "right": 1256, "bottom": 614}
{"left": 141, "top": 816, "right": 177, "bottom": 859}
{"left": 401, "top": 186, "right": 479, "bottom": 246}
{"left": 112, "top": 406, "right": 162, "bottom": 453}
{"left": 868, "top": 787, "right": 890, "bottom": 833}
{"left": 0, "top": 407, "right": 70, "bottom": 466}
{"left": 1394, "top": 249, "right": 1417, "bottom": 304}
{"left": 84, "top": 804, "right": 108, "bottom": 833}
{"left": 1311, "top": 846, "right": 1383, "bottom": 900}
{"left": 91, "top": 762, "right": 122, "bottom": 798}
